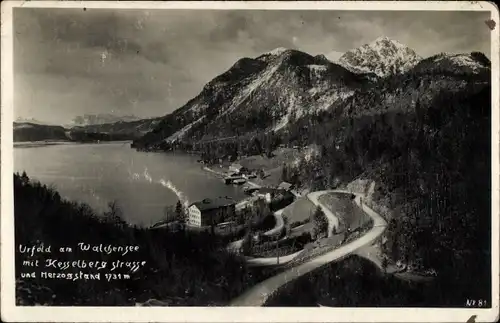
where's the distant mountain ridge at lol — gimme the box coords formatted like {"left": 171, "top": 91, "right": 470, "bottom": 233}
{"left": 13, "top": 117, "right": 162, "bottom": 142}
{"left": 15, "top": 117, "right": 53, "bottom": 126}
{"left": 71, "top": 114, "right": 142, "bottom": 126}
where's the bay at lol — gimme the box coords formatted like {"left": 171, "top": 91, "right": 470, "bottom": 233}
{"left": 14, "top": 141, "right": 246, "bottom": 226}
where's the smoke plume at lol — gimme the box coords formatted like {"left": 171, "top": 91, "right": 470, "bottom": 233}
{"left": 130, "top": 168, "right": 190, "bottom": 210}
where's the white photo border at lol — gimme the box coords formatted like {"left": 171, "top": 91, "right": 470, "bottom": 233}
{"left": 1, "top": 1, "right": 499, "bottom": 322}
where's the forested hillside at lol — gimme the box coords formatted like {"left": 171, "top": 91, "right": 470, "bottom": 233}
{"left": 13, "top": 122, "right": 142, "bottom": 142}
{"left": 130, "top": 37, "right": 492, "bottom": 291}
{"left": 14, "top": 173, "right": 257, "bottom": 306}
{"left": 14, "top": 123, "right": 68, "bottom": 142}
{"left": 281, "top": 63, "right": 491, "bottom": 292}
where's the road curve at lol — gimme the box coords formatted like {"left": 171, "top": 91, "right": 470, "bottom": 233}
{"left": 230, "top": 190, "right": 387, "bottom": 306}
{"left": 226, "top": 208, "right": 285, "bottom": 253}
{"left": 307, "top": 191, "right": 340, "bottom": 237}
{"left": 263, "top": 208, "right": 284, "bottom": 237}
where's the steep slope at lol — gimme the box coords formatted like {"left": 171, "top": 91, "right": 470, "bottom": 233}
{"left": 279, "top": 48, "right": 491, "bottom": 302}
{"left": 411, "top": 52, "right": 491, "bottom": 76}
{"left": 339, "top": 51, "right": 490, "bottom": 118}
{"left": 133, "top": 49, "right": 368, "bottom": 150}
{"left": 338, "top": 36, "right": 422, "bottom": 77}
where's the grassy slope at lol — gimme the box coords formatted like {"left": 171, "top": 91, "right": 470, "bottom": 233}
{"left": 318, "top": 193, "right": 371, "bottom": 233}
{"left": 282, "top": 197, "right": 315, "bottom": 224}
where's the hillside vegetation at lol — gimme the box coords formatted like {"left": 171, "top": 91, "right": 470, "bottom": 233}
{"left": 282, "top": 75, "right": 491, "bottom": 295}
{"left": 130, "top": 38, "right": 492, "bottom": 297}
{"left": 14, "top": 173, "right": 257, "bottom": 306}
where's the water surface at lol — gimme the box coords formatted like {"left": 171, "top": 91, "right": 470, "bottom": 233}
{"left": 14, "top": 142, "right": 246, "bottom": 226}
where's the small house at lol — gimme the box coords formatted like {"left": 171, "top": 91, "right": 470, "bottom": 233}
{"left": 229, "top": 163, "right": 248, "bottom": 174}
{"left": 253, "top": 187, "right": 278, "bottom": 204}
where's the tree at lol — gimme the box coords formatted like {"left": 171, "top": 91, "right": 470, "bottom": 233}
{"left": 312, "top": 206, "right": 328, "bottom": 239}
{"left": 254, "top": 199, "right": 270, "bottom": 223}
{"left": 281, "top": 164, "right": 289, "bottom": 182}
{"left": 175, "top": 200, "right": 186, "bottom": 228}
{"left": 21, "top": 171, "right": 29, "bottom": 184}
{"left": 240, "top": 231, "right": 254, "bottom": 256}
{"left": 163, "top": 205, "right": 176, "bottom": 222}
{"left": 104, "top": 201, "right": 127, "bottom": 227}
{"left": 381, "top": 256, "right": 389, "bottom": 273}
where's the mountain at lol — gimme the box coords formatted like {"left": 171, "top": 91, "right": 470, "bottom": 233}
{"left": 71, "top": 117, "right": 162, "bottom": 137}
{"left": 278, "top": 45, "right": 491, "bottom": 303}
{"left": 14, "top": 115, "right": 161, "bottom": 142}
{"left": 133, "top": 48, "right": 372, "bottom": 150}
{"left": 411, "top": 52, "right": 491, "bottom": 76}
{"left": 71, "top": 114, "right": 142, "bottom": 126}
{"left": 13, "top": 122, "right": 68, "bottom": 142}
{"left": 133, "top": 38, "right": 490, "bottom": 153}
{"left": 339, "top": 51, "right": 490, "bottom": 119}
{"left": 337, "top": 36, "right": 422, "bottom": 77}
{"left": 15, "top": 117, "right": 53, "bottom": 126}
{"left": 13, "top": 120, "right": 150, "bottom": 143}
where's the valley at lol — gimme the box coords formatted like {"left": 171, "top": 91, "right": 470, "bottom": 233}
{"left": 13, "top": 35, "right": 492, "bottom": 307}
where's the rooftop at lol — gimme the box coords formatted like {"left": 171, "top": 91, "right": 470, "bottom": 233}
{"left": 190, "top": 196, "right": 236, "bottom": 212}
{"left": 278, "top": 182, "right": 293, "bottom": 190}
{"left": 256, "top": 187, "right": 279, "bottom": 195}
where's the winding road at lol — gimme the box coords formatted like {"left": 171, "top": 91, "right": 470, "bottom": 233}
{"left": 230, "top": 190, "right": 387, "bottom": 306}
{"left": 227, "top": 209, "right": 285, "bottom": 254}
{"left": 307, "top": 191, "right": 340, "bottom": 237}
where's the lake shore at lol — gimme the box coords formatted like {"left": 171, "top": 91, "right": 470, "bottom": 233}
{"left": 15, "top": 142, "right": 248, "bottom": 227}
{"left": 14, "top": 140, "right": 132, "bottom": 148}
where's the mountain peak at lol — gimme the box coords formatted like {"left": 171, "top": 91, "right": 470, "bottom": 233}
{"left": 265, "top": 47, "right": 289, "bottom": 56}
{"left": 371, "top": 36, "right": 406, "bottom": 47}
{"left": 413, "top": 51, "right": 491, "bottom": 75}
{"left": 338, "top": 36, "right": 421, "bottom": 77}
{"left": 255, "top": 47, "right": 290, "bottom": 61}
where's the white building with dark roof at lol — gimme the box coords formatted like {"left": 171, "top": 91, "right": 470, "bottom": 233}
{"left": 187, "top": 197, "right": 236, "bottom": 227}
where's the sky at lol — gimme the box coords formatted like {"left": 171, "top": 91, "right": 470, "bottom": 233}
{"left": 13, "top": 8, "right": 492, "bottom": 125}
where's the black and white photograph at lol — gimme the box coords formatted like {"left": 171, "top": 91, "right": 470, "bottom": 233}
{"left": 1, "top": 1, "right": 499, "bottom": 322}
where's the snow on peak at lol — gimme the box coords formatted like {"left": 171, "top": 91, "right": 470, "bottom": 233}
{"left": 337, "top": 36, "right": 421, "bottom": 77}
{"left": 431, "top": 52, "right": 490, "bottom": 72}
{"left": 371, "top": 36, "right": 409, "bottom": 50}
{"left": 265, "top": 47, "right": 289, "bottom": 56}
{"left": 255, "top": 47, "right": 292, "bottom": 62}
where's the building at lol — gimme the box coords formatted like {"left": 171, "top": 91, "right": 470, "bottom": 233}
{"left": 254, "top": 187, "right": 295, "bottom": 211}
{"left": 253, "top": 187, "right": 278, "bottom": 204}
{"left": 229, "top": 163, "right": 248, "bottom": 174}
{"left": 187, "top": 197, "right": 236, "bottom": 227}
{"left": 277, "top": 181, "right": 294, "bottom": 191}
{"left": 223, "top": 174, "right": 244, "bottom": 184}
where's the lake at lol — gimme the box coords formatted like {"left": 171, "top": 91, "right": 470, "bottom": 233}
{"left": 14, "top": 141, "right": 247, "bottom": 226}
